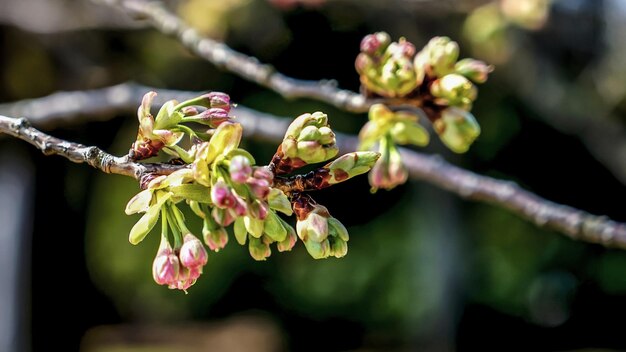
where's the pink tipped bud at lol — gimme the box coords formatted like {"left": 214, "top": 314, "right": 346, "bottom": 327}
{"left": 396, "top": 39, "right": 416, "bottom": 57}
{"left": 253, "top": 167, "right": 273, "bottom": 182}
{"left": 232, "top": 194, "right": 248, "bottom": 216}
{"left": 179, "top": 234, "right": 208, "bottom": 268}
{"left": 196, "top": 107, "right": 231, "bottom": 127}
{"left": 247, "top": 177, "right": 271, "bottom": 199}
{"left": 229, "top": 155, "right": 253, "bottom": 183}
{"left": 203, "top": 226, "right": 229, "bottom": 252}
{"left": 168, "top": 266, "right": 198, "bottom": 292}
{"left": 152, "top": 246, "right": 180, "bottom": 286}
{"left": 205, "top": 92, "right": 231, "bottom": 111}
{"left": 211, "top": 179, "right": 237, "bottom": 208}
{"left": 360, "top": 32, "right": 390, "bottom": 56}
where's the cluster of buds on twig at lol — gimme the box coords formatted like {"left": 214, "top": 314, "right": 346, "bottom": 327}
{"left": 125, "top": 92, "right": 379, "bottom": 292}
{"left": 355, "top": 33, "right": 493, "bottom": 191}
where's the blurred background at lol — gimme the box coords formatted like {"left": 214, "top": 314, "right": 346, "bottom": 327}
{"left": 1, "top": 0, "right": 626, "bottom": 351}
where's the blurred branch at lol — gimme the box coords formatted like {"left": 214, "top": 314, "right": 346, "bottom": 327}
{"left": 96, "top": 0, "right": 374, "bottom": 112}
{"left": 2, "top": 84, "right": 626, "bottom": 249}
{"left": 0, "top": 0, "right": 144, "bottom": 33}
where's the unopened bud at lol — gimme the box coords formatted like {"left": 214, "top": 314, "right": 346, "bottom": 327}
{"left": 179, "top": 234, "right": 208, "bottom": 268}
{"left": 455, "top": 58, "right": 493, "bottom": 84}
{"left": 430, "top": 73, "right": 477, "bottom": 109}
{"left": 369, "top": 146, "right": 408, "bottom": 191}
{"left": 190, "top": 107, "right": 231, "bottom": 128}
{"left": 433, "top": 107, "right": 481, "bottom": 153}
{"left": 330, "top": 237, "right": 348, "bottom": 258}
{"left": 360, "top": 32, "right": 391, "bottom": 56}
{"left": 325, "top": 151, "right": 380, "bottom": 185}
{"left": 229, "top": 155, "right": 253, "bottom": 183}
{"left": 303, "top": 238, "right": 331, "bottom": 259}
{"left": 203, "top": 222, "right": 229, "bottom": 252}
{"left": 152, "top": 240, "right": 180, "bottom": 286}
{"left": 211, "top": 179, "right": 237, "bottom": 208}
{"left": 249, "top": 236, "right": 271, "bottom": 261}
{"left": 417, "top": 36, "right": 460, "bottom": 77}
{"left": 277, "top": 223, "right": 297, "bottom": 252}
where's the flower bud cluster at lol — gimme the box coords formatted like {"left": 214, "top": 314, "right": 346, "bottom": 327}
{"left": 125, "top": 94, "right": 379, "bottom": 292}
{"left": 129, "top": 91, "right": 232, "bottom": 161}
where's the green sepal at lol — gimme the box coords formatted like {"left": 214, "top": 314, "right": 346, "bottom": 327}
{"left": 234, "top": 217, "right": 247, "bottom": 245}
{"left": 169, "top": 184, "right": 212, "bottom": 203}
{"left": 125, "top": 189, "right": 153, "bottom": 215}
{"left": 128, "top": 192, "right": 171, "bottom": 245}
{"left": 267, "top": 188, "right": 293, "bottom": 216}
{"left": 263, "top": 211, "right": 287, "bottom": 242}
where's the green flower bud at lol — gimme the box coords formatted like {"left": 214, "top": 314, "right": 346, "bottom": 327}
{"left": 329, "top": 237, "right": 348, "bottom": 258}
{"left": 415, "top": 36, "right": 460, "bottom": 78}
{"left": 455, "top": 58, "right": 493, "bottom": 84}
{"left": 297, "top": 212, "right": 328, "bottom": 242}
{"left": 324, "top": 152, "right": 380, "bottom": 185}
{"left": 327, "top": 217, "right": 349, "bottom": 241}
{"left": 433, "top": 107, "right": 481, "bottom": 153}
{"left": 430, "top": 73, "right": 477, "bottom": 109}
{"left": 280, "top": 112, "right": 338, "bottom": 166}
{"left": 249, "top": 236, "right": 271, "bottom": 261}
{"left": 277, "top": 222, "right": 297, "bottom": 252}
{"left": 369, "top": 139, "right": 408, "bottom": 192}
{"left": 303, "top": 238, "right": 331, "bottom": 259}
{"left": 203, "top": 218, "right": 228, "bottom": 252}
{"left": 389, "top": 120, "right": 430, "bottom": 147}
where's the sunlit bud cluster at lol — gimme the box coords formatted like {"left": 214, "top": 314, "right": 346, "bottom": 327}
{"left": 125, "top": 94, "right": 379, "bottom": 291}
{"left": 355, "top": 32, "right": 419, "bottom": 98}
{"left": 355, "top": 33, "right": 493, "bottom": 190}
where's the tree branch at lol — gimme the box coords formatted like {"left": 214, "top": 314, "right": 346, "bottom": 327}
{"left": 0, "top": 114, "right": 183, "bottom": 180}
{"left": 1, "top": 84, "right": 626, "bottom": 249}
{"left": 96, "top": 0, "right": 374, "bottom": 112}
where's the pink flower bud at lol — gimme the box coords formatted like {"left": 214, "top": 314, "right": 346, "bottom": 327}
{"left": 229, "top": 155, "right": 253, "bottom": 183}
{"left": 253, "top": 167, "right": 273, "bottom": 182}
{"left": 179, "top": 234, "right": 208, "bottom": 268}
{"left": 197, "top": 107, "right": 231, "bottom": 127}
{"left": 211, "top": 179, "right": 237, "bottom": 208}
{"left": 360, "top": 32, "right": 390, "bottom": 56}
{"left": 205, "top": 92, "right": 231, "bottom": 112}
{"left": 203, "top": 226, "right": 229, "bottom": 252}
{"left": 152, "top": 246, "right": 180, "bottom": 286}
{"left": 247, "top": 177, "right": 271, "bottom": 199}
{"left": 168, "top": 265, "right": 198, "bottom": 292}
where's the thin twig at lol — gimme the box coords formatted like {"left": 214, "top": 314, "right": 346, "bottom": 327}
{"left": 1, "top": 84, "right": 626, "bottom": 248}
